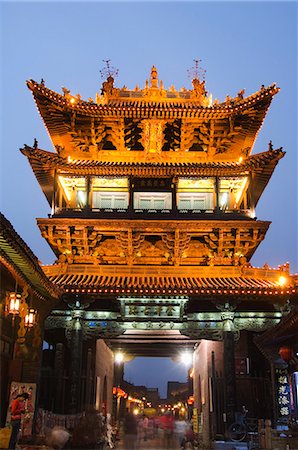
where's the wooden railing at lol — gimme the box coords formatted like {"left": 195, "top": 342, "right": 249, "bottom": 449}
{"left": 258, "top": 419, "right": 298, "bottom": 450}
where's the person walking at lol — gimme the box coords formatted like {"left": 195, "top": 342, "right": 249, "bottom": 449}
{"left": 174, "top": 417, "right": 188, "bottom": 450}
{"left": 123, "top": 411, "right": 137, "bottom": 450}
{"left": 8, "top": 392, "right": 29, "bottom": 449}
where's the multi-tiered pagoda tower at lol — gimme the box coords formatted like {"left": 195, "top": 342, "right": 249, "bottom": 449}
{"left": 22, "top": 66, "right": 296, "bottom": 435}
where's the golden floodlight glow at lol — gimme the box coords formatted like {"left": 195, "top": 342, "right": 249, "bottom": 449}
{"left": 70, "top": 97, "right": 76, "bottom": 104}
{"left": 133, "top": 409, "right": 139, "bottom": 415}
{"left": 278, "top": 276, "right": 287, "bottom": 286}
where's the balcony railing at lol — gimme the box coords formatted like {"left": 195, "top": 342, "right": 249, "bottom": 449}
{"left": 51, "top": 207, "right": 252, "bottom": 220}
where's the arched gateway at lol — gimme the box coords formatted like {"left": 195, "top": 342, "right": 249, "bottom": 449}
{"left": 19, "top": 65, "right": 296, "bottom": 443}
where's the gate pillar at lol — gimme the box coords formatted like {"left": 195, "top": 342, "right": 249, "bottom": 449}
{"left": 221, "top": 307, "right": 237, "bottom": 431}
{"left": 66, "top": 309, "right": 83, "bottom": 413}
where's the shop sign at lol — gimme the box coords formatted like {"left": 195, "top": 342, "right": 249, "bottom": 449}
{"left": 119, "top": 297, "right": 188, "bottom": 320}
{"left": 276, "top": 368, "right": 290, "bottom": 418}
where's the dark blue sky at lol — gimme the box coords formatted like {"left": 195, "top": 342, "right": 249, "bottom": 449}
{"left": 1, "top": 2, "right": 297, "bottom": 393}
{"left": 124, "top": 357, "right": 188, "bottom": 398}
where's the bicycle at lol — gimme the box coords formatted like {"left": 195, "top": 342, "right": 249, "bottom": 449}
{"left": 228, "top": 407, "right": 258, "bottom": 442}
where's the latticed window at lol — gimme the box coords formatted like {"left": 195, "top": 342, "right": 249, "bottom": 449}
{"left": 92, "top": 192, "right": 128, "bottom": 209}
{"left": 91, "top": 177, "right": 129, "bottom": 209}
{"left": 134, "top": 192, "right": 172, "bottom": 210}
{"left": 177, "top": 178, "right": 215, "bottom": 210}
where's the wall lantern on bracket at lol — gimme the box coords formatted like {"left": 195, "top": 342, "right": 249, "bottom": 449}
{"left": 24, "top": 308, "right": 37, "bottom": 328}
{"left": 7, "top": 292, "right": 21, "bottom": 316}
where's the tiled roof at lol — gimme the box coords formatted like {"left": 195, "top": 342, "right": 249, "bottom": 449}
{"left": 27, "top": 80, "right": 279, "bottom": 117}
{"left": 26, "top": 80, "right": 279, "bottom": 159}
{"left": 47, "top": 272, "right": 296, "bottom": 297}
{"left": 0, "top": 213, "right": 60, "bottom": 300}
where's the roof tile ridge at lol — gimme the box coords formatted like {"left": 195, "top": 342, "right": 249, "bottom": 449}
{"left": 20, "top": 145, "right": 64, "bottom": 160}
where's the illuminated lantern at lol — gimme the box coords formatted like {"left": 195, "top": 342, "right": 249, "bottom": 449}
{"left": 24, "top": 308, "right": 37, "bottom": 328}
{"left": 8, "top": 293, "right": 21, "bottom": 315}
{"left": 279, "top": 346, "right": 293, "bottom": 362}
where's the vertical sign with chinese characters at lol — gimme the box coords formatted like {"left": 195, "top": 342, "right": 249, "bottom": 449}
{"left": 275, "top": 368, "right": 290, "bottom": 419}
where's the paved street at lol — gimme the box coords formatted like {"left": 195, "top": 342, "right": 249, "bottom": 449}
{"left": 117, "top": 432, "right": 182, "bottom": 450}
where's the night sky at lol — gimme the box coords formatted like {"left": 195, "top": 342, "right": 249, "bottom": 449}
{"left": 1, "top": 1, "right": 297, "bottom": 397}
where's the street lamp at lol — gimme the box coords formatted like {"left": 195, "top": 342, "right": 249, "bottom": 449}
{"left": 180, "top": 351, "right": 193, "bottom": 367}
{"left": 115, "top": 351, "right": 124, "bottom": 364}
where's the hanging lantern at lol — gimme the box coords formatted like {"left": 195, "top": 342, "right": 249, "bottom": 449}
{"left": 24, "top": 308, "right": 37, "bottom": 328}
{"left": 279, "top": 346, "right": 293, "bottom": 362}
{"left": 8, "top": 293, "right": 21, "bottom": 315}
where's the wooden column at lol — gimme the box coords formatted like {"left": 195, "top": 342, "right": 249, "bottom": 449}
{"left": 54, "top": 343, "right": 65, "bottom": 413}
{"left": 85, "top": 347, "right": 93, "bottom": 407}
{"left": 248, "top": 172, "right": 256, "bottom": 218}
{"left": 68, "top": 314, "right": 83, "bottom": 414}
{"left": 129, "top": 179, "right": 134, "bottom": 211}
{"left": 85, "top": 175, "right": 91, "bottom": 210}
{"left": 223, "top": 330, "right": 237, "bottom": 428}
{"left": 52, "top": 169, "right": 57, "bottom": 215}
{"left": 221, "top": 309, "right": 237, "bottom": 431}
{"left": 215, "top": 176, "right": 220, "bottom": 213}
{"left": 171, "top": 178, "right": 178, "bottom": 213}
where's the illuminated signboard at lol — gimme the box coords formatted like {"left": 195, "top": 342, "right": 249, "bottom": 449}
{"left": 276, "top": 368, "right": 290, "bottom": 418}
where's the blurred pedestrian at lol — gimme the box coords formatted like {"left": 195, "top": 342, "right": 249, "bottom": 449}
{"left": 174, "top": 417, "right": 188, "bottom": 449}
{"left": 71, "top": 406, "right": 104, "bottom": 448}
{"left": 162, "top": 412, "right": 174, "bottom": 449}
{"left": 123, "top": 411, "right": 137, "bottom": 450}
{"left": 47, "top": 426, "right": 71, "bottom": 449}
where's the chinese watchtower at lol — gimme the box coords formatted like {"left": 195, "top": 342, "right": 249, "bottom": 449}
{"left": 21, "top": 64, "right": 296, "bottom": 441}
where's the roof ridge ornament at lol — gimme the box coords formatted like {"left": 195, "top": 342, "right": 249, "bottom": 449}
{"left": 99, "top": 59, "right": 120, "bottom": 100}
{"left": 150, "top": 65, "right": 158, "bottom": 88}
{"left": 99, "top": 59, "right": 119, "bottom": 81}
{"left": 187, "top": 59, "right": 210, "bottom": 102}
{"left": 187, "top": 58, "right": 206, "bottom": 82}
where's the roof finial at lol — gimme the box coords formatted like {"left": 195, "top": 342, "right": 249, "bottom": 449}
{"left": 187, "top": 58, "right": 206, "bottom": 81}
{"left": 99, "top": 59, "right": 119, "bottom": 81}
{"left": 150, "top": 65, "right": 158, "bottom": 88}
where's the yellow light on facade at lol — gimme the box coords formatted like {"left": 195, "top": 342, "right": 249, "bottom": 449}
{"left": 133, "top": 409, "right": 139, "bottom": 415}
{"left": 8, "top": 293, "right": 21, "bottom": 315}
{"left": 70, "top": 97, "right": 76, "bottom": 104}
{"left": 239, "top": 156, "right": 243, "bottom": 163}
{"left": 278, "top": 276, "right": 287, "bottom": 286}
{"left": 115, "top": 352, "right": 124, "bottom": 364}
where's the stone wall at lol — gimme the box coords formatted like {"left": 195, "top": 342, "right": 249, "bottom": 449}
{"left": 193, "top": 340, "right": 224, "bottom": 445}
{"left": 95, "top": 340, "right": 114, "bottom": 414}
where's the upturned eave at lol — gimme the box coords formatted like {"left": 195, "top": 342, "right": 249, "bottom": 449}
{"left": 21, "top": 145, "right": 285, "bottom": 208}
